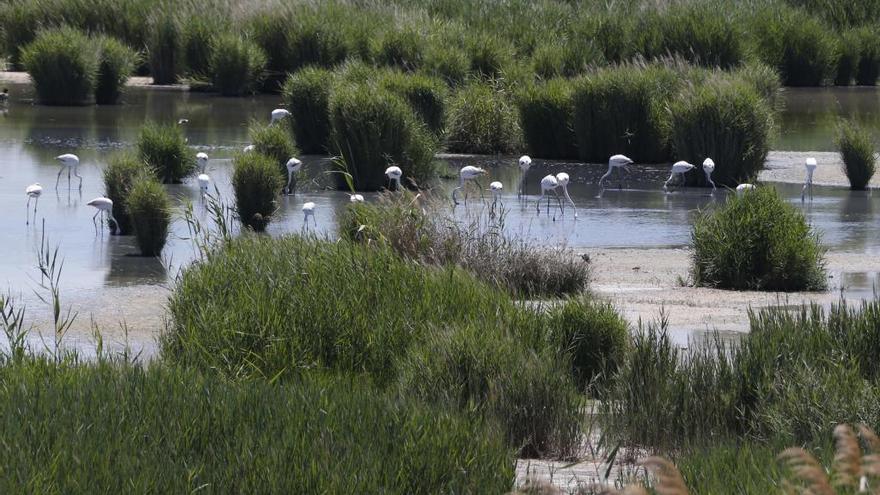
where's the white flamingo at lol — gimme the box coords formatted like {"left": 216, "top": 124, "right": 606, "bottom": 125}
{"left": 196, "top": 152, "right": 209, "bottom": 173}
{"left": 489, "top": 181, "right": 503, "bottom": 209}
{"left": 55, "top": 154, "right": 82, "bottom": 191}
{"left": 555, "top": 172, "right": 577, "bottom": 217}
{"left": 536, "top": 174, "right": 563, "bottom": 217}
{"left": 518, "top": 155, "right": 532, "bottom": 197}
{"left": 385, "top": 166, "right": 403, "bottom": 191}
{"left": 350, "top": 194, "right": 365, "bottom": 203}
{"left": 197, "top": 173, "right": 211, "bottom": 201}
{"left": 452, "top": 165, "right": 487, "bottom": 205}
{"left": 284, "top": 157, "right": 303, "bottom": 195}
{"left": 664, "top": 160, "right": 695, "bottom": 191}
{"left": 598, "top": 154, "right": 634, "bottom": 191}
{"left": 177, "top": 118, "right": 189, "bottom": 125}
{"left": 802, "top": 157, "right": 817, "bottom": 202}
{"left": 87, "top": 197, "right": 118, "bottom": 234}
{"left": 302, "top": 201, "right": 316, "bottom": 228}
{"left": 702, "top": 158, "right": 717, "bottom": 193}
{"left": 243, "top": 145, "right": 255, "bottom": 153}
{"left": 270, "top": 109, "right": 291, "bottom": 124}
{"left": 736, "top": 183, "right": 756, "bottom": 196}
{"left": 25, "top": 183, "right": 42, "bottom": 225}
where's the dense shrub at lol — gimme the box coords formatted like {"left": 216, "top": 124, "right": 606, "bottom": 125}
{"left": 209, "top": 34, "right": 266, "bottom": 96}
{"left": 0, "top": 360, "right": 513, "bottom": 493}
{"left": 691, "top": 187, "right": 827, "bottom": 291}
{"left": 731, "top": 62, "right": 783, "bottom": 108}
{"left": 127, "top": 176, "right": 171, "bottom": 256}
{"left": 379, "top": 71, "right": 447, "bottom": 135}
{"left": 373, "top": 28, "right": 424, "bottom": 72}
{"left": 669, "top": 78, "right": 774, "bottom": 187}
{"left": 424, "top": 44, "right": 469, "bottom": 86}
{"left": 21, "top": 27, "right": 98, "bottom": 105}
{"left": 835, "top": 30, "right": 860, "bottom": 85}
{"left": 516, "top": 79, "right": 577, "bottom": 159}
{"left": 181, "top": 16, "right": 216, "bottom": 79}
{"left": 465, "top": 33, "right": 512, "bottom": 78}
{"left": 531, "top": 39, "right": 603, "bottom": 79}
{"left": 329, "top": 83, "right": 436, "bottom": 190}
{"left": 95, "top": 36, "right": 138, "bottom": 104}
{"left": 836, "top": 119, "right": 877, "bottom": 190}
{"left": 446, "top": 82, "right": 522, "bottom": 154}
{"left": 137, "top": 122, "right": 193, "bottom": 183}
{"left": 103, "top": 153, "right": 150, "bottom": 235}
{"left": 639, "top": 4, "right": 746, "bottom": 69}
{"left": 248, "top": 120, "right": 299, "bottom": 176}
{"left": 147, "top": 14, "right": 181, "bottom": 84}
{"left": 281, "top": 68, "right": 333, "bottom": 154}
{"left": 855, "top": 27, "right": 880, "bottom": 85}
{"left": 572, "top": 63, "right": 677, "bottom": 163}
{"left": 231, "top": 152, "right": 281, "bottom": 231}
{"left": 288, "top": 21, "right": 348, "bottom": 70}
{"left": 751, "top": 7, "right": 838, "bottom": 86}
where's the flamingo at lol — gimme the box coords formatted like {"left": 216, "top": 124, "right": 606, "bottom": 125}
{"left": 350, "top": 194, "right": 365, "bottom": 203}
{"left": 736, "top": 183, "right": 756, "bottom": 196}
{"left": 196, "top": 152, "right": 209, "bottom": 173}
{"left": 452, "top": 165, "right": 487, "bottom": 205}
{"left": 302, "top": 201, "right": 316, "bottom": 228}
{"left": 489, "top": 181, "right": 503, "bottom": 210}
{"left": 177, "top": 118, "right": 189, "bottom": 125}
{"left": 284, "top": 157, "right": 303, "bottom": 194}
{"left": 598, "top": 154, "right": 634, "bottom": 191}
{"left": 702, "top": 158, "right": 717, "bottom": 193}
{"left": 87, "top": 197, "right": 118, "bottom": 234}
{"left": 54, "top": 154, "right": 82, "bottom": 191}
{"left": 536, "top": 174, "right": 563, "bottom": 218}
{"left": 243, "top": 145, "right": 255, "bottom": 153}
{"left": 555, "top": 172, "right": 577, "bottom": 217}
{"left": 663, "top": 161, "right": 695, "bottom": 191}
{"left": 197, "top": 173, "right": 211, "bottom": 201}
{"left": 518, "top": 155, "right": 532, "bottom": 197}
{"left": 25, "top": 183, "right": 42, "bottom": 225}
{"left": 270, "top": 109, "right": 291, "bottom": 124}
{"left": 802, "top": 157, "right": 817, "bottom": 202}
{"left": 385, "top": 166, "right": 403, "bottom": 191}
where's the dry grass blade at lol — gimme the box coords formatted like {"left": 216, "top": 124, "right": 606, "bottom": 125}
{"left": 507, "top": 481, "right": 564, "bottom": 494}
{"left": 778, "top": 447, "right": 835, "bottom": 495}
{"left": 590, "top": 486, "right": 650, "bottom": 495}
{"left": 831, "top": 424, "right": 861, "bottom": 490}
{"left": 640, "top": 456, "right": 690, "bottom": 495}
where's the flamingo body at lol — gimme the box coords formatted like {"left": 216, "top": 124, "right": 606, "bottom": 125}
{"left": 802, "top": 157, "right": 817, "bottom": 202}
{"left": 599, "top": 154, "right": 634, "bottom": 190}
{"left": 55, "top": 153, "right": 82, "bottom": 191}
{"left": 284, "top": 157, "right": 303, "bottom": 194}
{"left": 385, "top": 166, "right": 403, "bottom": 190}
{"left": 302, "top": 201, "right": 317, "bottom": 228}
{"left": 196, "top": 152, "right": 209, "bottom": 173}
{"left": 664, "top": 160, "right": 695, "bottom": 191}
{"left": 270, "top": 109, "right": 291, "bottom": 124}
{"left": 452, "top": 166, "right": 487, "bottom": 205}
{"left": 87, "top": 197, "right": 119, "bottom": 234}
{"left": 702, "top": 158, "right": 717, "bottom": 192}
{"left": 25, "top": 183, "right": 42, "bottom": 225}
{"left": 555, "top": 172, "right": 577, "bottom": 217}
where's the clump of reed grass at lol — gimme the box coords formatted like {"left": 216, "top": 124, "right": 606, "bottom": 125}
{"left": 465, "top": 33, "right": 512, "bottom": 79}
{"left": 329, "top": 83, "right": 436, "bottom": 190}
{"left": 424, "top": 44, "right": 469, "bottom": 86}
{"left": 137, "top": 121, "right": 193, "bottom": 183}
{"left": 446, "top": 82, "right": 522, "bottom": 154}
{"left": 181, "top": 16, "right": 217, "bottom": 79}
{"left": 751, "top": 6, "right": 838, "bottom": 86}
{"left": 639, "top": 3, "right": 746, "bottom": 69}
{"left": 248, "top": 120, "right": 299, "bottom": 177}
{"left": 209, "top": 34, "right": 266, "bottom": 96}
{"left": 855, "top": 27, "right": 880, "bottom": 86}
{"left": 836, "top": 119, "right": 877, "bottom": 190}
{"left": 373, "top": 28, "right": 424, "bottom": 72}
{"left": 691, "top": 186, "right": 827, "bottom": 291}
{"left": 379, "top": 71, "right": 447, "bottom": 135}
{"left": 668, "top": 78, "right": 773, "bottom": 187}
{"left": 231, "top": 152, "right": 280, "bottom": 232}
{"left": 102, "top": 153, "right": 150, "bottom": 235}
{"left": 531, "top": 39, "right": 603, "bottom": 79}
{"left": 835, "top": 30, "right": 861, "bottom": 86}
{"left": 94, "top": 35, "right": 138, "bottom": 105}
{"left": 127, "top": 175, "right": 171, "bottom": 256}
{"left": 281, "top": 67, "right": 333, "bottom": 154}
{"left": 21, "top": 27, "right": 98, "bottom": 106}
{"left": 516, "top": 79, "right": 577, "bottom": 159}
{"left": 147, "top": 13, "right": 181, "bottom": 85}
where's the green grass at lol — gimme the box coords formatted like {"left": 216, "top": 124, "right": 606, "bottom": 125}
{"left": 127, "top": 175, "right": 171, "bottom": 256}
{"left": 147, "top": 13, "right": 180, "bottom": 85}
{"left": 209, "top": 34, "right": 266, "bottom": 96}
{"left": 837, "top": 119, "right": 877, "bottom": 190}
{"left": 691, "top": 187, "right": 827, "bottom": 291}
{"left": 373, "top": 27, "right": 424, "bottom": 72}
{"left": 516, "top": 78, "right": 577, "bottom": 159}
{"left": 21, "top": 27, "right": 98, "bottom": 106}
{"left": 855, "top": 26, "right": 880, "bottom": 85}
{"left": 137, "top": 121, "right": 193, "bottom": 183}
{"left": 835, "top": 29, "right": 861, "bottom": 85}
{"left": 231, "top": 152, "right": 281, "bottom": 232}
{"left": 281, "top": 67, "right": 333, "bottom": 154}
{"left": 181, "top": 15, "right": 219, "bottom": 79}
{"left": 94, "top": 35, "right": 138, "bottom": 104}
{"left": 102, "top": 152, "right": 151, "bottom": 235}
{"left": 248, "top": 120, "right": 299, "bottom": 176}
{"left": 446, "top": 82, "right": 522, "bottom": 154}
{"left": 379, "top": 70, "right": 447, "bottom": 136}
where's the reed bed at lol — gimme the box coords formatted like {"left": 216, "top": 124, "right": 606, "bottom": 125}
{"left": 837, "top": 119, "right": 877, "bottom": 190}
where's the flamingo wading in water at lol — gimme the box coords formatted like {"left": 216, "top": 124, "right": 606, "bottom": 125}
{"left": 663, "top": 161, "right": 695, "bottom": 191}
{"left": 302, "top": 201, "right": 316, "bottom": 228}
{"left": 489, "top": 181, "right": 503, "bottom": 210}
{"left": 196, "top": 152, "right": 209, "bottom": 173}
{"left": 284, "top": 158, "right": 303, "bottom": 195}
{"left": 702, "top": 158, "right": 717, "bottom": 193}
{"left": 385, "top": 166, "right": 403, "bottom": 191}
{"left": 736, "top": 183, "right": 756, "bottom": 196}
{"left": 87, "top": 197, "right": 118, "bottom": 234}
{"left": 802, "top": 157, "right": 817, "bottom": 202}
{"left": 555, "top": 172, "right": 577, "bottom": 218}
{"left": 598, "top": 154, "right": 634, "bottom": 191}
{"left": 536, "top": 174, "right": 563, "bottom": 219}
{"left": 518, "top": 155, "right": 532, "bottom": 198}
{"left": 197, "top": 174, "right": 211, "bottom": 202}
{"left": 26, "top": 183, "right": 42, "bottom": 225}
{"left": 270, "top": 109, "right": 290, "bottom": 124}
{"left": 452, "top": 166, "right": 487, "bottom": 205}
{"left": 55, "top": 154, "right": 82, "bottom": 191}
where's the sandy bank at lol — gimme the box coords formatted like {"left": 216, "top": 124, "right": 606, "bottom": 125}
{"left": 762, "top": 151, "right": 880, "bottom": 188}
{"left": 0, "top": 71, "right": 188, "bottom": 90}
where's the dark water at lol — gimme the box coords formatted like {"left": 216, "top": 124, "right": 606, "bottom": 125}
{"left": 0, "top": 82, "right": 878, "bottom": 295}
{"left": 777, "top": 87, "right": 880, "bottom": 151}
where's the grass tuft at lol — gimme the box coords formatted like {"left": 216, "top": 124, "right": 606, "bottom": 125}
{"left": 231, "top": 151, "right": 281, "bottom": 232}
{"left": 137, "top": 121, "right": 193, "bottom": 183}
{"left": 281, "top": 67, "right": 333, "bottom": 154}
{"left": 836, "top": 119, "right": 877, "bottom": 190}
{"left": 446, "top": 82, "right": 522, "bottom": 154}
{"left": 102, "top": 152, "right": 151, "bottom": 235}
{"left": 127, "top": 175, "right": 171, "bottom": 256}
{"left": 21, "top": 27, "right": 98, "bottom": 106}
{"left": 94, "top": 35, "right": 138, "bottom": 104}
{"left": 209, "top": 34, "right": 266, "bottom": 96}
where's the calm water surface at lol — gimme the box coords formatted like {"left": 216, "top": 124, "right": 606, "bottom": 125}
{"left": 0, "top": 82, "right": 878, "bottom": 297}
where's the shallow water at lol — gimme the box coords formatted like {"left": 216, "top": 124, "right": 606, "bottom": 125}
{"left": 0, "top": 82, "right": 879, "bottom": 298}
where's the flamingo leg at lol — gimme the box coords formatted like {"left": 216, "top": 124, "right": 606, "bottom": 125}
{"left": 55, "top": 167, "right": 64, "bottom": 190}
{"left": 562, "top": 185, "right": 577, "bottom": 218}
{"left": 108, "top": 212, "right": 119, "bottom": 233}
{"left": 518, "top": 175, "right": 525, "bottom": 199}
{"left": 285, "top": 171, "right": 293, "bottom": 194}
{"left": 92, "top": 210, "right": 100, "bottom": 235}
{"left": 67, "top": 168, "right": 71, "bottom": 190}
{"left": 74, "top": 166, "right": 83, "bottom": 190}
{"left": 35, "top": 196, "right": 39, "bottom": 218}
{"left": 26, "top": 197, "right": 31, "bottom": 225}
{"left": 535, "top": 190, "right": 545, "bottom": 213}
{"left": 452, "top": 185, "right": 462, "bottom": 205}
{"left": 801, "top": 182, "right": 807, "bottom": 202}
{"left": 474, "top": 179, "right": 485, "bottom": 202}
{"left": 598, "top": 167, "right": 612, "bottom": 190}
{"left": 664, "top": 172, "right": 675, "bottom": 191}
{"left": 554, "top": 189, "right": 564, "bottom": 216}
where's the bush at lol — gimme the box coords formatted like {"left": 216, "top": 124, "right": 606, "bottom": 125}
{"left": 691, "top": 187, "right": 827, "bottom": 291}
{"left": 231, "top": 152, "right": 282, "bottom": 231}
{"left": 147, "top": 14, "right": 180, "bottom": 85}
{"left": 516, "top": 79, "right": 577, "bottom": 159}
{"left": 373, "top": 28, "right": 424, "bottom": 72}
{"left": 329, "top": 83, "right": 436, "bottom": 190}
{"left": 0, "top": 360, "right": 513, "bottom": 493}
{"left": 855, "top": 27, "right": 880, "bottom": 85}
{"left": 638, "top": 4, "right": 746, "bottom": 69}
{"left": 424, "top": 44, "right": 469, "bottom": 86}
{"left": 181, "top": 16, "right": 216, "bottom": 79}
{"left": 95, "top": 36, "right": 138, "bottom": 104}
{"left": 210, "top": 34, "right": 266, "bottom": 96}
{"left": 751, "top": 7, "right": 837, "bottom": 86}
{"left": 531, "top": 39, "right": 603, "bottom": 79}
{"left": 103, "top": 153, "right": 151, "bottom": 235}
{"left": 127, "top": 176, "right": 171, "bottom": 256}
{"left": 835, "top": 30, "right": 860, "bottom": 85}
{"left": 465, "top": 33, "right": 512, "bottom": 78}
{"left": 446, "top": 82, "right": 522, "bottom": 154}
{"left": 21, "top": 27, "right": 98, "bottom": 105}
{"left": 572, "top": 63, "right": 677, "bottom": 163}
{"left": 836, "top": 119, "right": 877, "bottom": 190}
{"left": 248, "top": 120, "right": 299, "bottom": 176}
{"left": 396, "top": 324, "right": 583, "bottom": 459}
{"left": 281, "top": 68, "right": 333, "bottom": 154}
{"left": 137, "top": 122, "right": 193, "bottom": 183}
{"left": 669, "top": 78, "right": 774, "bottom": 187}
{"left": 288, "top": 20, "right": 348, "bottom": 70}
{"left": 379, "top": 71, "right": 447, "bottom": 135}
